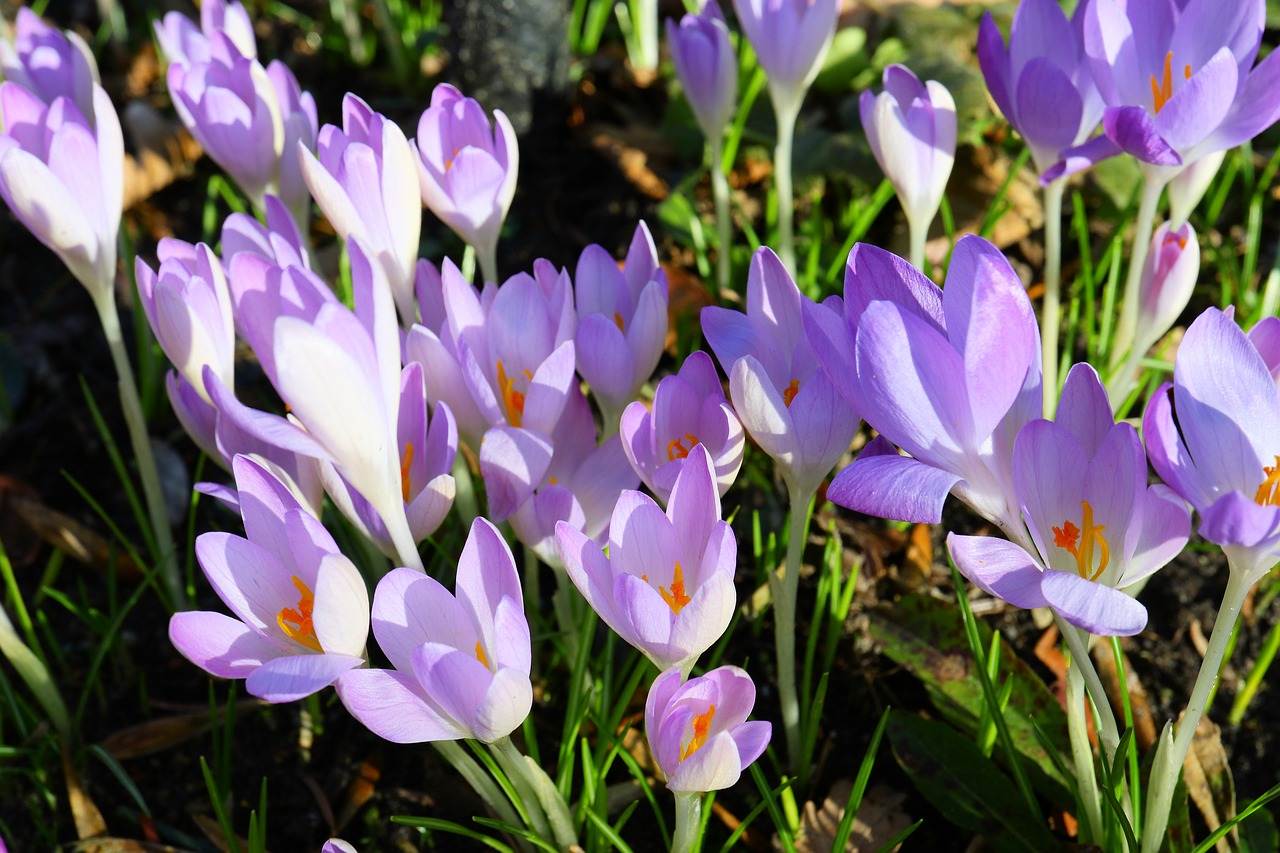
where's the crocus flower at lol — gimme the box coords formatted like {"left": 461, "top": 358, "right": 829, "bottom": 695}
{"left": 976, "top": 0, "right": 1102, "bottom": 176}
{"left": 509, "top": 387, "right": 638, "bottom": 566}
{"left": 1134, "top": 220, "right": 1198, "bottom": 358}
{"left": 666, "top": 3, "right": 738, "bottom": 143}
{"left": 300, "top": 94, "right": 421, "bottom": 326}
{"left": 1047, "top": 0, "right": 1280, "bottom": 181}
{"left": 574, "top": 222, "right": 668, "bottom": 428}
{"left": 1144, "top": 307, "right": 1280, "bottom": 583}
{"left": 221, "top": 194, "right": 311, "bottom": 269}
{"left": 0, "top": 82, "right": 122, "bottom": 298}
{"left": 414, "top": 83, "right": 519, "bottom": 281}
{"left": 859, "top": 65, "right": 956, "bottom": 260}
{"left": 154, "top": 0, "right": 256, "bottom": 67}
{"left": 645, "top": 666, "right": 771, "bottom": 793}
{"left": 136, "top": 239, "right": 235, "bottom": 404}
{"left": 0, "top": 7, "right": 98, "bottom": 122}
{"left": 702, "top": 247, "right": 858, "bottom": 501}
{"left": 322, "top": 842, "right": 357, "bottom": 853}
{"left": 620, "top": 349, "right": 744, "bottom": 503}
{"left": 169, "top": 456, "right": 368, "bottom": 702}
{"left": 337, "top": 518, "right": 532, "bottom": 743}
{"left": 948, "top": 363, "right": 1190, "bottom": 635}
{"left": 167, "top": 46, "right": 317, "bottom": 216}
{"left": 319, "top": 362, "right": 457, "bottom": 557}
{"left": 805, "top": 237, "right": 1041, "bottom": 532}
{"left": 732, "top": 0, "right": 837, "bottom": 116}
{"left": 556, "top": 445, "right": 736, "bottom": 676}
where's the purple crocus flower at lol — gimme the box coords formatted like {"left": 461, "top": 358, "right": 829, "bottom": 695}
{"left": 414, "top": 83, "right": 519, "bottom": 282}
{"left": 859, "top": 65, "right": 956, "bottom": 261}
{"left": 666, "top": 3, "right": 738, "bottom": 143}
{"left": 169, "top": 455, "right": 368, "bottom": 702}
{"left": 556, "top": 445, "right": 736, "bottom": 676}
{"left": 221, "top": 194, "right": 311, "bottom": 269}
{"left": 702, "top": 247, "right": 858, "bottom": 501}
{"left": 0, "top": 82, "right": 122, "bottom": 298}
{"left": 300, "top": 94, "right": 422, "bottom": 326}
{"left": 1047, "top": 0, "right": 1280, "bottom": 180}
{"left": 732, "top": 0, "right": 837, "bottom": 114}
{"left": 154, "top": 0, "right": 256, "bottom": 67}
{"left": 322, "top": 842, "right": 357, "bottom": 853}
{"left": 136, "top": 240, "right": 235, "bottom": 404}
{"left": 574, "top": 222, "right": 668, "bottom": 429}
{"left": 320, "top": 362, "right": 457, "bottom": 558}
{"left": 1144, "top": 307, "right": 1280, "bottom": 583}
{"left": 337, "top": 518, "right": 532, "bottom": 743}
{"left": 620, "top": 349, "right": 744, "bottom": 503}
{"left": 948, "top": 363, "right": 1190, "bottom": 635}
{"left": 0, "top": 7, "right": 98, "bottom": 122}
{"left": 645, "top": 666, "right": 771, "bottom": 793}
{"left": 976, "top": 0, "right": 1103, "bottom": 176}
{"left": 804, "top": 237, "right": 1041, "bottom": 532}
{"left": 1134, "top": 220, "right": 1198, "bottom": 358}
{"left": 509, "top": 387, "right": 639, "bottom": 565}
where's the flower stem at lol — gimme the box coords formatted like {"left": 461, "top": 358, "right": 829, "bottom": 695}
{"left": 671, "top": 791, "right": 703, "bottom": 853}
{"left": 1140, "top": 567, "right": 1253, "bottom": 853}
{"left": 477, "top": 242, "right": 499, "bottom": 287}
{"left": 775, "top": 485, "right": 814, "bottom": 771}
{"left": 1041, "top": 179, "right": 1065, "bottom": 417}
{"left": 493, "top": 736, "right": 579, "bottom": 850}
{"left": 383, "top": 501, "right": 425, "bottom": 572}
{"left": 1056, "top": 618, "right": 1121, "bottom": 761}
{"left": 1067, "top": 652, "right": 1104, "bottom": 845}
{"left": 907, "top": 211, "right": 928, "bottom": 273}
{"left": 1109, "top": 178, "right": 1166, "bottom": 372}
{"left": 433, "top": 740, "right": 524, "bottom": 831}
{"left": 91, "top": 288, "right": 183, "bottom": 607}
{"left": 710, "top": 138, "right": 734, "bottom": 300}
{"left": 771, "top": 99, "right": 800, "bottom": 279}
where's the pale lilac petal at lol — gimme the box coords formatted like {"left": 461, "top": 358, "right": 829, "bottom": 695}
{"left": 245, "top": 652, "right": 363, "bottom": 702}
{"left": 310, "top": 554, "right": 369, "bottom": 657}
{"left": 946, "top": 533, "right": 1049, "bottom": 610}
{"left": 456, "top": 517, "right": 522, "bottom": 638}
{"left": 472, "top": 667, "right": 533, "bottom": 743}
{"left": 372, "top": 568, "right": 475, "bottom": 673}
{"left": 169, "top": 611, "right": 282, "bottom": 678}
{"left": 826, "top": 436, "right": 962, "bottom": 524}
{"left": 1123, "top": 485, "right": 1191, "bottom": 587}
{"left": 1102, "top": 106, "right": 1182, "bottom": 166}
{"left": 479, "top": 426, "right": 554, "bottom": 521}
{"left": 1055, "top": 362, "right": 1113, "bottom": 457}
{"left": 667, "top": 733, "right": 743, "bottom": 792}
{"left": 1200, "top": 491, "right": 1280, "bottom": 549}
{"left": 556, "top": 521, "right": 622, "bottom": 628}
{"left": 1040, "top": 571, "right": 1147, "bottom": 636}
{"left": 337, "top": 668, "right": 468, "bottom": 742}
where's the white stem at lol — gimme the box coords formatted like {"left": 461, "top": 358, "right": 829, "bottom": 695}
{"left": 493, "top": 736, "right": 578, "bottom": 850}
{"left": 710, "top": 139, "right": 733, "bottom": 299}
{"left": 477, "top": 242, "right": 499, "bottom": 287}
{"left": 771, "top": 98, "right": 800, "bottom": 279}
{"left": 907, "top": 211, "right": 928, "bottom": 273}
{"left": 1140, "top": 567, "right": 1253, "bottom": 852}
{"left": 1056, "top": 618, "right": 1121, "bottom": 761}
{"left": 1067, "top": 654, "right": 1105, "bottom": 845}
{"left": 775, "top": 485, "right": 814, "bottom": 770}
{"left": 671, "top": 791, "right": 703, "bottom": 853}
{"left": 91, "top": 288, "right": 183, "bottom": 606}
{"left": 381, "top": 498, "right": 424, "bottom": 572}
{"left": 1041, "top": 180, "right": 1066, "bottom": 417}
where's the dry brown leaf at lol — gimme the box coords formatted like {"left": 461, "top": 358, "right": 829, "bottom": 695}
{"left": 588, "top": 126, "right": 670, "bottom": 200}
{"left": 1091, "top": 641, "right": 1156, "bottom": 751}
{"left": 64, "top": 744, "right": 109, "bottom": 840}
{"left": 70, "top": 840, "right": 191, "bottom": 852}
{"left": 11, "top": 494, "right": 143, "bottom": 578}
{"left": 99, "top": 700, "right": 265, "bottom": 760}
{"left": 1182, "top": 716, "right": 1236, "bottom": 853}
{"left": 121, "top": 101, "right": 204, "bottom": 211}
{"left": 898, "top": 523, "right": 934, "bottom": 591}
{"left": 192, "top": 813, "right": 269, "bottom": 853}
{"left": 785, "top": 781, "right": 912, "bottom": 853}
{"left": 335, "top": 757, "right": 382, "bottom": 833}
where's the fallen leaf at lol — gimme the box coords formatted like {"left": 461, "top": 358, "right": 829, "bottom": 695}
{"left": 787, "top": 781, "right": 912, "bottom": 852}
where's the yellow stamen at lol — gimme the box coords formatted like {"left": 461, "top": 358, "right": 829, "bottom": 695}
{"left": 614, "top": 312, "right": 625, "bottom": 332}
{"left": 476, "top": 641, "right": 490, "bottom": 670}
{"left": 400, "top": 443, "right": 415, "bottom": 502}
{"left": 681, "top": 704, "right": 716, "bottom": 761}
{"left": 1151, "top": 51, "right": 1174, "bottom": 113}
{"left": 1255, "top": 456, "right": 1280, "bottom": 506}
{"left": 277, "top": 576, "right": 322, "bottom": 652}
{"left": 549, "top": 476, "right": 558, "bottom": 485}
{"left": 496, "top": 359, "right": 526, "bottom": 427}
{"left": 783, "top": 379, "right": 800, "bottom": 408}
{"left": 659, "top": 561, "right": 692, "bottom": 614}
{"left": 666, "top": 433, "right": 700, "bottom": 461}
{"left": 1054, "top": 501, "right": 1110, "bottom": 581}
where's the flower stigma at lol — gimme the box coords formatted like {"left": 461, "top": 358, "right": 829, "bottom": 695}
{"left": 667, "top": 433, "right": 700, "bottom": 461}
{"left": 783, "top": 379, "right": 800, "bottom": 407}
{"left": 1052, "top": 501, "right": 1110, "bottom": 580}
{"left": 659, "top": 561, "right": 692, "bottom": 614}
{"left": 278, "top": 576, "right": 322, "bottom": 652}
{"left": 1255, "top": 456, "right": 1280, "bottom": 506}
{"left": 681, "top": 704, "right": 717, "bottom": 761}
{"left": 400, "top": 442, "right": 415, "bottom": 501}
{"left": 496, "top": 360, "right": 531, "bottom": 427}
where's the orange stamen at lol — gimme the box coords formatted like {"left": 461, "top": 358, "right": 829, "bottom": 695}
{"left": 681, "top": 704, "right": 716, "bottom": 761}
{"left": 1151, "top": 51, "right": 1174, "bottom": 113}
{"left": 400, "top": 443, "right": 415, "bottom": 502}
{"left": 666, "top": 433, "right": 700, "bottom": 461}
{"left": 496, "top": 359, "right": 526, "bottom": 427}
{"left": 277, "top": 576, "right": 322, "bottom": 652}
{"left": 1255, "top": 457, "right": 1280, "bottom": 507}
{"left": 783, "top": 379, "right": 800, "bottom": 408}
{"left": 614, "top": 312, "right": 625, "bottom": 332}
{"left": 659, "top": 561, "right": 692, "bottom": 614}
{"left": 476, "top": 641, "right": 490, "bottom": 670}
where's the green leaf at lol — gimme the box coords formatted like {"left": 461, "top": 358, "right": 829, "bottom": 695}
{"left": 887, "top": 711, "right": 1060, "bottom": 852}
{"left": 867, "top": 594, "right": 1072, "bottom": 809}
{"left": 1237, "top": 801, "right": 1279, "bottom": 853}
{"left": 813, "top": 27, "right": 869, "bottom": 92}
